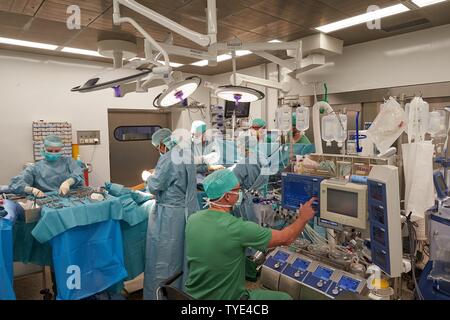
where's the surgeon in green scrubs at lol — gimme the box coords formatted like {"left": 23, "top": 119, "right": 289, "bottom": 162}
{"left": 185, "top": 169, "right": 316, "bottom": 300}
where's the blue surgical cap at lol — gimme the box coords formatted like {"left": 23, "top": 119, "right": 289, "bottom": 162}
{"left": 152, "top": 128, "right": 173, "bottom": 148}
{"left": 44, "top": 135, "right": 63, "bottom": 148}
{"left": 203, "top": 169, "right": 239, "bottom": 200}
{"left": 191, "top": 120, "right": 207, "bottom": 135}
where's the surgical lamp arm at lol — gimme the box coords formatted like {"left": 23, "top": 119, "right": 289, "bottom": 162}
{"left": 113, "top": 0, "right": 214, "bottom": 47}
{"left": 115, "top": 73, "right": 167, "bottom": 97}
{"left": 232, "top": 73, "right": 292, "bottom": 93}
{"left": 113, "top": 2, "right": 169, "bottom": 68}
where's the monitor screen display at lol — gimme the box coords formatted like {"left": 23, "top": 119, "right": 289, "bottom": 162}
{"left": 327, "top": 188, "right": 358, "bottom": 218}
{"left": 337, "top": 276, "right": 360, "bottom": 292}
{"left": 292, "top": 258, "right": 310, "bottom": 271}
{"left": 313, "top": 266, "right": 333, "bottom": 281}
{"left": 369, "top": 182, "right": 384, "bottom": 202}
{"left": 224, "top": 100, "right": 251, "bottom": 118}
{"left": 273, "top": 251, "right": 290, "bottom": 262}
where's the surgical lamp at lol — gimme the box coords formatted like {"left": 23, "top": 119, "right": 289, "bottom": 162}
{"left": 71, "top": 67, "right": 152, "bottom": 93}
{"left": 153, "top": 76, "right": 202, "bottom": 108}
{"left": 215, "top": 51, "right": 265, "bottom": 105}
{"left": 215, "top": 85, "right": 265, "bottom": 104}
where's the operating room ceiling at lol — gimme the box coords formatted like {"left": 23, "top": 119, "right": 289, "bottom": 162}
{"left": 1, "top": 0, "right": 450, "bottom": 75}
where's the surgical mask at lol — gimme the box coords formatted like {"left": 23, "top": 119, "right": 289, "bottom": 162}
{"left": 230, "top": 190, "right": 243, "bottom": 207}
{"left": 204, "top": 190, "right": 243, "bottom": 209}
{"left": 42, "top": 150, "right": 62, "bottom": 162}
{"left": 193, "top": 136, "right": 203, "bottom": 145}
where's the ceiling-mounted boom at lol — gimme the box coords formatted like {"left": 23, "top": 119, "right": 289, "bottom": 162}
{"left": 113, "top": 0, "right": 216, "bottom": 48}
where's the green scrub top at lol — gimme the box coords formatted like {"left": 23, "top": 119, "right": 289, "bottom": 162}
{"left": 185, "top": 209, "right": 273, "bottom": 300}
{"left": 295, "top": 134, "right": 311, "bottom": 145}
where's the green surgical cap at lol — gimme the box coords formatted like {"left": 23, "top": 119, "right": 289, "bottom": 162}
{"left": 191, "top": 120, "right": 207, "bottom": 134}
{"left": 44, "top": 135, "right": 63, "bottom": 148}
{"left": 203, "top": 169, "right": 239, "bottom": 200}
{"left": 252, "top": 118, "right": 266, "bottom": 128}
{"left": 152, "top": 128, "right": 172, "bottom": 148}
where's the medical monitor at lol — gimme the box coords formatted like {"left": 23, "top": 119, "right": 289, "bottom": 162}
{"left": 320, "top": 180, "right": 368, "bottom": 229}
{"left": 224, "top": 100, "right": 251, "bottom": 118}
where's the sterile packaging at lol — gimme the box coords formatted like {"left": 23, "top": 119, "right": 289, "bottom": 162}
{"left": 367, "top": 97, "right": 407, "bottom": 155}
{"left": 402, "top": 141, "right": 435, "bottom": 220}
{"left": 405, "top": 97, "right": 429, "bottom": 142}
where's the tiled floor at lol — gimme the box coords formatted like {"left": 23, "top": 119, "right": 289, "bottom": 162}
{"left": 13, "top": 268, "right": 54, "bottom": 300}
{"left": 13, "top": 271, "right": 414, "bottom": 300}
{"left": 13, "top": 272, "right": 262, "bottom": 300}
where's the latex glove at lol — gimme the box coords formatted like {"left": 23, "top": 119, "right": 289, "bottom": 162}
{"left": 202, "top": 152, "right": 221, "bottom": 165}
{"left": 59, "top": 178, "right": 75, "bottom": 196}
{"left": 25, "top": 186, "right": 45, "bottom": 198}
{"left": 208, "top": 165, "right": 225, "bottom": 172}
{"left": 141, "top": 170, "right": 154, "bottom": 182}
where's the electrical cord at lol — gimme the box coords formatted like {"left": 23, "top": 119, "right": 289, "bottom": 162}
{"left": 403, "top": 211, "right": 424, "bottom": 300}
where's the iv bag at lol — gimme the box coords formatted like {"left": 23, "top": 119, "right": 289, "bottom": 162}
{"left": 367, "top": 97, "right": 407, "bottom": 155}
{"left": 322, "top": 114, "right": 336, "bottom": 147}
{"left": 296, "top": 105, "right": 310, "bottom": 132}
{"left": 276, "top": 105, "right": 292, "bottom": 131}
{"left": 405, "top": 97, "right": 429, "bottom": 143}
{"left": 335, "top": 114, "right": 348, "bottom": 148}
{"left": 428, "top": 110, "right": 446, "bottom": 137}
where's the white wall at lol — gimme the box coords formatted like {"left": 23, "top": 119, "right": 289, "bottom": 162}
{"left": 295, "top": 23, "right": 450, "bottom": 95}
{"left": 0, "top": 49, "right": 210, "bottom": 186}
{"left": 3, "top": 23, "right": 450, "bottom": 186}
{"left": 210, "top": 23, "right": 450, "bottom": 129}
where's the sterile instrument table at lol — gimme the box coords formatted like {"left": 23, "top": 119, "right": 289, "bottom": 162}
{"left": 9, "top": 191, "right": 154, "bottom": 300}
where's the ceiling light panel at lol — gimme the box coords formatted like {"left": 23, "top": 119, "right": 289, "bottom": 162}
{"left": 0, "top": 37, "right": 58, "bottom": 50}
{"left": 315, "top": 4, "right": 410, "bottom": 33}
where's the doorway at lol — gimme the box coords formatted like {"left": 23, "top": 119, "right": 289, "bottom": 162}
{"left": 108, "top": 109, "right": 171, "bottom": 186}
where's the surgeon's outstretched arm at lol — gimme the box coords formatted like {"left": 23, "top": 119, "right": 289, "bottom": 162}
{"left": 147, "top": 156, "right": 172, "bottom": 194}
{"left": 9, "top": 165, "right": 36, "bottom": 194}
{"left": 268, "top": 198, "right": 316, "bottom": 248}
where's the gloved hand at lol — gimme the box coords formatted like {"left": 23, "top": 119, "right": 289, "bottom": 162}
{"left": 59, "top": 178, "right": 75, "bottom": 196}
{"left": 141, "top": 170, "right": 154, "bottom": 182}
{"left": 208, "top": 165, "right": 225, "bottom": 172}
{"left": 25, "top": 186, "right": 45, "bottom": 198}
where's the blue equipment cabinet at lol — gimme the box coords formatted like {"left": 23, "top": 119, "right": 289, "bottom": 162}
{"left": 281, "top": 173, "right": 324, "bottom": 216}
{"left": 367, "top": 165, "right": 403, "bottom": 278}
{"left": 367, "top": 179, "right": 392, "bottom": 275}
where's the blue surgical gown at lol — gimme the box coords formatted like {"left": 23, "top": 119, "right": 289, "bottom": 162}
{"left": 232, "top": 156, "right": 269, "bottom": 224}
{"left": 143, "top": 147, "right": 199, "bottom": 300}
{"left": 193, "top": 140, "right": 221, "bottom": 174}
{"left": 9, "top": 156, "right": 84, "bottom": 194}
